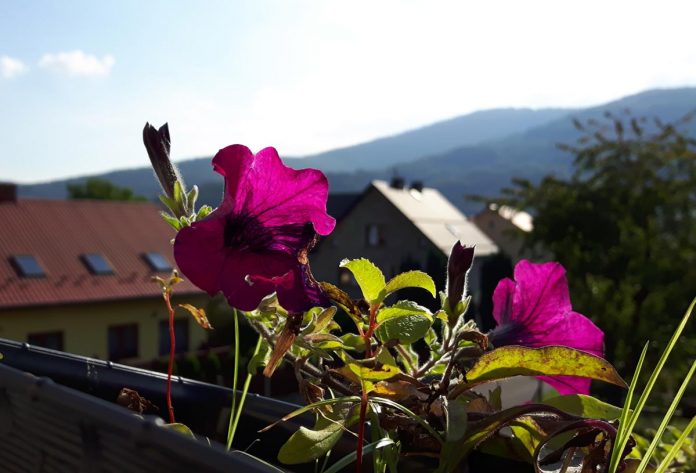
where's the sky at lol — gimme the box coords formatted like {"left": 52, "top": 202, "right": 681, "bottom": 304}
{"left": 1, "top": 0, "right": 696, "bottom": 184}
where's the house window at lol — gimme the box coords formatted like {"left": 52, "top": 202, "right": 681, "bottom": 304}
{"left": 365, "top": 224, "right": 382, "bottom": 247}
{"left": 27, "top": 331, "right": 64, "bottom": 351}
{"left": 159, "top": 319, "right": 190, "bottom": 356}
{"left": 108, "top": 324, "right": 139, "bottom": 361}
{"left": 81, "top": 253, "right": 114, "bottom": 275}
{"left": 143, "top": 252, "right": 173, "bottom": 272}
{"left": 10, "top": 255, "right": 46, "bottom": 278}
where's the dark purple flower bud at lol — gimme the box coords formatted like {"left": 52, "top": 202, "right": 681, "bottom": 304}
{"left": 446, "top": 241, "right": 475, "bottom": 314}
{"left": 143, "top": 122, "right": 182, "bottom": 199}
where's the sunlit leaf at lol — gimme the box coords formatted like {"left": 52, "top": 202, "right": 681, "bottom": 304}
{"left": 461, "top": 346, "right": 626, "bottom": 390}
{"left": 337, "top": 360, "right": 401, "bottom": 384}
{"left": 375, "top": 301, "right": 433, "bottom": 344}
{"left": 383, "top": 270, "right": 436, "bottom": 301}
{"left": 177, "top": 303, "right": 213, "bottom": 329}
{"left": 339, "top": 258, "right": 386, "bottom": 303}
{"left": 247, "top": 342, "right": 271, "bottom": 375}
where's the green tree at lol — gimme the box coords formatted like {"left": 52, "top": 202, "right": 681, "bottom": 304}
{"left": 497, "top": 112, "right": 696, "bottom": 382}
{"left": 67, "top": 178, "right": 147, "bottom": 201}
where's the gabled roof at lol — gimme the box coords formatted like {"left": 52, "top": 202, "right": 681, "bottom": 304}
{"left": 0, "top": 199, "right": 202, "bottom": 309}
{"left": 371, "top": 181, "right": 497, "bottom": 256}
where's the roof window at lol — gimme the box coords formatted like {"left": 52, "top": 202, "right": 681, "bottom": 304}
{"left": 81, "top": 253, "right": 114, "bottom": 275}
{"left": 10, "top": 255, "right": 46, "bottom": 278}
{"left": 143, "top": 252, "right": 173, "bottom": 272}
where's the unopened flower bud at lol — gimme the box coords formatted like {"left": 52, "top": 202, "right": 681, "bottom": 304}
{"left": 446, "top": 241, "right": 475, "bottom": 315}
{"left": 143, "top": 122, "right": 181, "bottom": 199}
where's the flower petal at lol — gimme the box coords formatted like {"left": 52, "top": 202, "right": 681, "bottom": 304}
{"left": 538, "top": 375, "right": 592, "bottom": 396}
{"left": 213, "top": 145, "right": 335, "bottom": 236}
{"left": 173, "top": 216, "right": 227, "bottom": 296}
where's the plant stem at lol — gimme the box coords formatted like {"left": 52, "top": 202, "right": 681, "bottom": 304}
{"left": 226, "top": 308, "right": 240, "bottom": 450}
{"left": 163, "top": 291, "right": 176, "bottom": 424}
{"left": 356, "top": 387, "right": 368, "bottom": 473}
{"left": 227, "top": 334, "right": 263, "bottom": 450}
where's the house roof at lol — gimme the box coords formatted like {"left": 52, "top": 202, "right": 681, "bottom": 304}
{"left": 0, "top": 198, "right": 202, "bottom": 309}
{"left": 371, "top": 180, "right": 498, "bottom": 256}
{"left": 480, "top": 203, "right": 534, "bottom": 232}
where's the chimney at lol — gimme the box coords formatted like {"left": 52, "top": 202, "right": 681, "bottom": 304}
{"left": 410, "top": 181, "right": 424, "bottom": 192}
{"left": 390, "top": 176, "right": 405, "bottom": 189}
{"left": 0, "top": 183, "right": 17, "bottom": 203}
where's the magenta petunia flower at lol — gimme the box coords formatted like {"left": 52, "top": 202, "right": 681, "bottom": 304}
{"left": 174, "top": 145, "right": 335, "bottom": 312}
{"left": 487, "top": 260, "right": 604, "bottom": 395}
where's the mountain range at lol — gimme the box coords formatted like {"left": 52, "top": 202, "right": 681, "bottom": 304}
{"left": 18, "top": 87, "right": 696, "bottom": 215}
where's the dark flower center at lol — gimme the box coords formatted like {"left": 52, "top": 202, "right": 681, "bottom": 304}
{"left": 223, "top": 213, "right": 273, "bottom": 252}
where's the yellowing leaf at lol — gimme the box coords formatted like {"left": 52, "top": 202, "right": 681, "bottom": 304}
{"left": 463, "top": 346, "right": 626, "bottom": 390}
{"left": 542, "top": 394, "right": 624, "bottom": 420}
{"left": 337, "top": 361, "right": 401, "bottom": 384}
{"left": 177, "top": 303, "right": 213, "bottom": 329}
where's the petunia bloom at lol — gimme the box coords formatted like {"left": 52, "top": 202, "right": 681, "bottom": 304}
{"left": 487, "top": 260, "right": 604, "bottom": 395}
{"left": 174, "top": 145, "right": 335, "bottom": 312}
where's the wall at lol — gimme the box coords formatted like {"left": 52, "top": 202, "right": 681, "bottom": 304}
{"left": 312, "top": 187, "right": 443, "bottom": 289}
{"left": 0, "top": 294, "right": 210, "bottom": 362}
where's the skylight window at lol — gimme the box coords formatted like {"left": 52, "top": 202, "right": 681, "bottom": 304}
{"left": 10, "top": 255, "right": 46, "bottom": 278}
{"left": 143, "top": 252, "right": 173, "bottom": 272}
{"left": 81, "top": 253, "right": 114, "bottom": 275}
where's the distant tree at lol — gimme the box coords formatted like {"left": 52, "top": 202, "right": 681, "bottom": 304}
{"left": 67, "top": 178, "right": 147, "bottom": 201}
{"left": 496, "top": 111, "right": 696, "bottom": 383}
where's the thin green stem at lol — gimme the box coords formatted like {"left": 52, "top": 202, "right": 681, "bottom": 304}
{"left": 226, "top": 308, "right": 241, "bottom": 450}
{"left": 228, "top": 334, "right": 263, "bottom": 449}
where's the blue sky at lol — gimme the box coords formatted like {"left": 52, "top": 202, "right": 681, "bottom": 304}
{"left": 2, "top": 0, "right": 696, "bottom": 183}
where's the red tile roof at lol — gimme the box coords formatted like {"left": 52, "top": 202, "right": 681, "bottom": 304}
{"left": 0, "top": 199, "right": 203, "bottom": 309}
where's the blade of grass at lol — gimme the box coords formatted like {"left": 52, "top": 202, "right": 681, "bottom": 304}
{"left": 609, "top": 296, "right": 696, "bottom": 472}
{"left": 654, "top": 415, "right": 696, "bottom": 473}
{"left": 322, "top": 438, "right": 395, "bottom": 473}
{"left": 226, "top": 308, "right": 241, "bottom": 450}
{"left": 636, "top": 360, "right": 696, "bottom": 473}
{"left": 609, "top": 342, "right": 649, "bottom": 471}
{"left": 228, "top": 334, "right": 263, "bottom": 448}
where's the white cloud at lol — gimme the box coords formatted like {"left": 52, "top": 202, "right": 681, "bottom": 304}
{"left": 0, "top": 56, "right": 28, "bottom": 79}
{"left": 39, "top": 50, "right": 115, "bottom": 77}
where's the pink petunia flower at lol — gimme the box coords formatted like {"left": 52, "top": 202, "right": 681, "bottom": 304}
{"left": 488, "top": 260, "right": 604, "bottom": 395}
{"left": 174, "top": 145, "right": 335, "bottom": 312}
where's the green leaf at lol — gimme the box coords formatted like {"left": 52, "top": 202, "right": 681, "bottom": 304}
{"left": 339, "top": 258, "right": 386, "bottom": 303}
{"left": 196, "top": 205, "right": 213, "bottom": 220}
{"left": 636, "top": 360, "right": 696, "bottom": 473}
{"left": 278, "top": 419, "right": 345, "bottom": 465}
{"left": 247, "top": 342, "right": 271, "bottom": 375}
{"left": 259, "top": 396, "right": 361, "bottom": 433}
{"left": 610, "top": 296, "right": 696, "bottom": 473}
{"left": 159, "top": 211, "right": 181, "bottom": 230}
{"left": 383, "top": 271, "right": 436, "bottom": 301}
{"left": 655, "top": 416, "right": 696, "bottom": 473}
{"left": 459, "top": 346, "right": 627, "bottom": 392}
{"left": 314, "top": 306, "right": 337, "bottom": 333}
{"left": 375, "top": 301, "right": 433, "bottom": 345}
{"left": 338, "top": 360, "right": 401, "bottom": 383}
{"left": 340, "top": 333, "right": 365, "bottom": 352}
{"left": 322, "top": 438, "right": 395, "bottom": 473}
{"left": 542, "top": 394, "right": 623, "bottom": 420}
{"left": 163, "top": 423, "right": 195, "bottom": 438}
{"left": 186, "top": 184, "right": 199, "bottom": 210}
{"left": 445, "top": 398, "right": 468, "bottom": 442}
